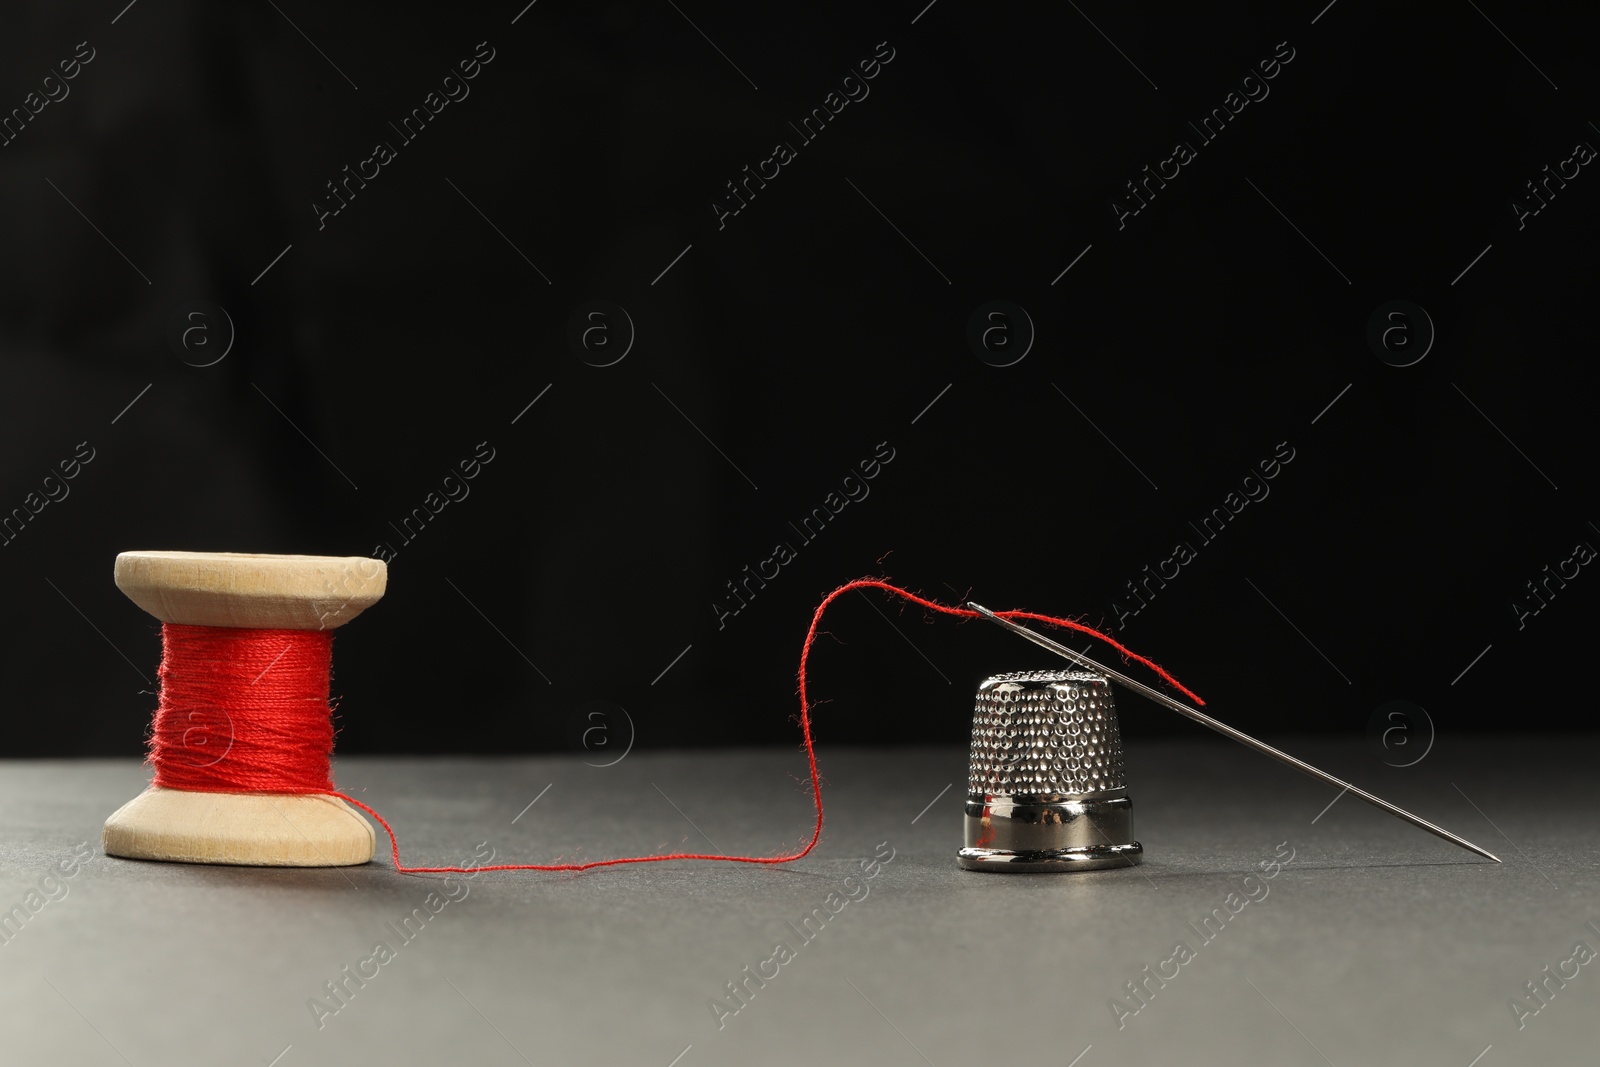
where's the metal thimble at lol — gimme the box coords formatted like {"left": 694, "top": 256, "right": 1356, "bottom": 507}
{"left": 957, "top": 670, "right": 1142, "bottom": 872}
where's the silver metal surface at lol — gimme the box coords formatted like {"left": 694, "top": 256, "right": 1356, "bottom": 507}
{"left": 966, "top": 602, "right": 1502, "bottom": 864}
{"left": 957, "top": 670, "right": 1142, "bottom": 872}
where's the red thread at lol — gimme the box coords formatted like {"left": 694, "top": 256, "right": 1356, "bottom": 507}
{"left": 151, "top": 624, "right": 336, "bottom": 793}
{"left": 144, "top": 580, "right": 1202, "bottom": 873}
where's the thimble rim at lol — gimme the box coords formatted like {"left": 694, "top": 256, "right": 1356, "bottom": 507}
{"left": 957, "top": 842, "right": 1143, "bottom": 872}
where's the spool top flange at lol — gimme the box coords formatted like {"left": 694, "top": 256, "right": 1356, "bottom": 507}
{"left": 114, "top": 550, "right": 386, "bottom": 630}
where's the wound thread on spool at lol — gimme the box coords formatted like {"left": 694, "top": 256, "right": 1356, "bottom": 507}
{"left": 150, "top": 624, "right": 337, "bottom": 794}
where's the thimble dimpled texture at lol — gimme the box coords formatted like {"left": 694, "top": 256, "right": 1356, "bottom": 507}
{"left": 967, "top": 670, "right": 1128, "bottom": 796}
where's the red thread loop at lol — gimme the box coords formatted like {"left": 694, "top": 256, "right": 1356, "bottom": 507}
{"left": 151, "top": 624, "right": 335, "bottom": 794}
{"left": 144, "top": 581, "right": 1202, "bottom": 874}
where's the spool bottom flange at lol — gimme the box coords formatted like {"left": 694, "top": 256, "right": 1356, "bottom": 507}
{"left": 103, "top": 786, "right": 375, "bottom": 867}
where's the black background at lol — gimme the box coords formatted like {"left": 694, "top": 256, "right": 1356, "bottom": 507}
{"left": 3, "top": 1, "right": 1595, "bottom": 758}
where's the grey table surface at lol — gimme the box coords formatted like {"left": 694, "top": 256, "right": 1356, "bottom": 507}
{"left": 1, "top": 735, "right": 1594, "bottom": 1067}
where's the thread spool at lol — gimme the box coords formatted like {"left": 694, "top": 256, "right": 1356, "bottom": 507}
{"left": 102, "top": 551, "right": 386, "bottom": 867}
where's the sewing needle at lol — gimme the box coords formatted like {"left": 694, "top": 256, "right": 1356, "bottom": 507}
{"left": 967, "top": 602, "right": 1500, "bottom": 863}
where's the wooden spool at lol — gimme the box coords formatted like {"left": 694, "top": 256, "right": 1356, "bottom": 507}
{"left": 102, "top": 551, "right": 387, "bottom": 867}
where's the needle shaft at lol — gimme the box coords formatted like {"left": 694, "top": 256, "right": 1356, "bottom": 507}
{"left": 967, "top": 602, "right": 1500, "bottom": 863}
